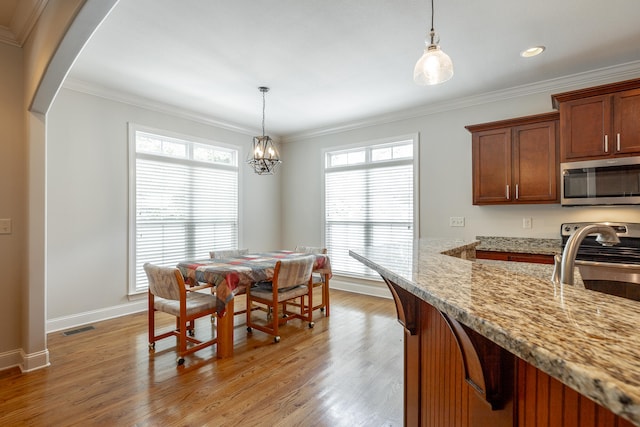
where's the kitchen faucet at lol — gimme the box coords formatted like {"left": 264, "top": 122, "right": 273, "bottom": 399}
{"left": 558, "top": 224, "right": 620, "bottom": 286}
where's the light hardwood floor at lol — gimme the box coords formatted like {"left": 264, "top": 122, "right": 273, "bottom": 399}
{"left": 0, "top": 289, "right": 403, "bottom": 426}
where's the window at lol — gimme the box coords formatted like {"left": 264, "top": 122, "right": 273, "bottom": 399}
{"left": 323, "top": 136, "right": 418, "bottom": 279}
{"left": 129, "top": 125, "right": 240, "bottom": 294}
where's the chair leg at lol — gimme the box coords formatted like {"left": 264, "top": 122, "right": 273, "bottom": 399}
{"left": 177, "top": 316, "right": 187, "bottom": 365}
{"left": 323, "top": 275, "right": 330, "bottom": 316}
{"left": 272, "top": 300, "right": 280, "bottom": 343}
{"left": 148, "top": 291, "right": 155, "bottom": 349}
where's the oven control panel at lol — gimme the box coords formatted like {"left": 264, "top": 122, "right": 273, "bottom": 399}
{"left": 560, "top": 222, "right": 640, "bottom": 238}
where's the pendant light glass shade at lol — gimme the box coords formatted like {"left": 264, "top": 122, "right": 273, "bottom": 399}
{"left": 413, "top": 31, "right": 454, "bottom": 85}
{"left": 247, "top": 87, "right": 281, "bottom": 175}
{"left": 414, "top": 0, "right": 453, "bottom": 86}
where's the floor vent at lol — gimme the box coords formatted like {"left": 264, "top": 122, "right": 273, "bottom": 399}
{"left": 62, "top": 325, "right": 95, "bottom": 336}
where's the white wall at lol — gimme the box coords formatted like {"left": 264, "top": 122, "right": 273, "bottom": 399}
{"left": 46, "top": 71, "right": 640, "bottom": 329}
{"left": 46, "top": 88, "right": 281, "bottom": 324}
{"left": 280, "top": 83, "right": 640, "bottom": 250}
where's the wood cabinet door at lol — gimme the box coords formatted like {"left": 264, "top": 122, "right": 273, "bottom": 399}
{"left": 472, "top": 128, "right": 511, "bottom": 204}
{"left": 512, "top": 121, "right": 558, "bottom": 203}
{"left": 559, "top": 95, "right": 611, "bottom": 161}
{"left": 613, "top": 88, "right": 640, "bottom": 155}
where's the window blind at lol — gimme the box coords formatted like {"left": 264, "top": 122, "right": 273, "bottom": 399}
{"left": 324, "top": 139, "right": 415, "bottom": 279}
{"left": 131, "top": 128, "right": 238, "bottom": 293}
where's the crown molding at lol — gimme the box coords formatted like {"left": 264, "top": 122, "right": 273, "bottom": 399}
{"left": 281, "top": 60, "right": 640, "bottom": 143}
{"left": 65, "top": 60, "right": 640, "bottom": 144}
{"left": 63, "top": 77, "right": 268, "bottom": 138}
{"left": 0, "top": 0, "right": 48, "bottom": 47}
{"left": 0, "top": 26, "right": 19, "bottom": 47}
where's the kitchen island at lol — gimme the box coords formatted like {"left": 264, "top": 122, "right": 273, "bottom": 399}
{"left": 350, "top": 239, "right": 639, "bottom": 427}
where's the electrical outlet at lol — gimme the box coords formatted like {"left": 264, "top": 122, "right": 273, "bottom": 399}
{"left": 0, "top": 218, "right": 11, "bottom": 234}
{"left": 449, "top": 216, "right": 465, "bottom": 227}
{"left": 522, "top": 217, "right": 532, "bottom": 229}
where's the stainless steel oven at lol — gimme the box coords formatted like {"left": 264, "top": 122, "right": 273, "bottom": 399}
{"left": 561, "top": 222, "right": 640, "bottom": 301}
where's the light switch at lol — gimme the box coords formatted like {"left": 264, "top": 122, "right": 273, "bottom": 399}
{"left": 0, "top": 218, "right": 12, "bottom": 234}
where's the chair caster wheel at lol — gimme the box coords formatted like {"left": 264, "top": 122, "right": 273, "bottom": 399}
{"left": 274, "top": 336, "right": 281, "bottom": 343}
{"left": 177, "top": 357, "right": 185, "bottom": 366}
{"left": 309, "top": 322, "right": 315, "bottom": 328}
{"left": 247, "top": 327, "right": 253, "bottom": 333}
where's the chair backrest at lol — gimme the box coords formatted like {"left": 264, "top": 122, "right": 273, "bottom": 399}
{"left": 143, "top": 263, "right": 183, "bottom": 301}
{"left": 274, "top": 255, "right": 315, "bottom": 290}
{"left": 210, "top": 248, "right": 249, "bottom": 259}
{"left": 294, "top": 246, "right": 327, "bottom": 254}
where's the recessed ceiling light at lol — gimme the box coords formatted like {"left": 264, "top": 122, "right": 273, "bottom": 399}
{"left": 520, "top": 46, "right": 546, "bottom": 58}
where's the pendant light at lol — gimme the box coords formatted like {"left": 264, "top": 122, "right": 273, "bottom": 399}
{"left": 413, "top": 0, "right": 453, "bottom": 85}
{"left": 247, "top": 86, "right": 281, "bottom": 175}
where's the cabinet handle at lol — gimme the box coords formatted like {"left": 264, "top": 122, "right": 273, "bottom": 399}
{"left": 617, "top": 133, "right": 621, "bottom": 151}
{"left": 515, "top": 184, "right": 519, "bottom": 200}
{"left": 604, "top": 135, "right": 609, "bottom": 152}
{"left": 506, "top": 185, "right": 510, "bottom": 200}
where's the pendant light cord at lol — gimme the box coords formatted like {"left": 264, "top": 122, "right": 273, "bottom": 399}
{"left": 261, "top": 90, "right": 266, "bottom": 137}
{"left": 430, "top": 0, "right": 435, "bottom": 32}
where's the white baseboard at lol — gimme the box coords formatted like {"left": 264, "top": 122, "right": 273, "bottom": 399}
{"left": 0, "top": 349, "right": 23, "bottom": 372}
{"left": 20, "top": 349, "right": 50, "bottom": 372}
{"left": 0, "top": 348, "right": 50, "bottom": 373}
{"left": 330, "top": 277, "right": 392, "bottom": 299}
{"left": 2, "top": 281, "right": 385, "bottom": 373}
{"left": 46, "top": 299, "right": 147, "bottom": 333}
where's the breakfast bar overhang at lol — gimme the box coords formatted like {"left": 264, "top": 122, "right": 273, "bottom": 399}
{"left": 351, "top": 239, "right": 639, "bottom": 427}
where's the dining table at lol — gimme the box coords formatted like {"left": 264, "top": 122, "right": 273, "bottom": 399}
{"left": 176, "top": 250, "right": 332, "bottom": 358}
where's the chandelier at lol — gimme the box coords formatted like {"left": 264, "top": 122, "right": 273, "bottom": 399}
{"left": 247, "top": 86, "right": 281, "bottom": 175}
{"left": 413, "top": 0, "right": 454, "bottom": 85}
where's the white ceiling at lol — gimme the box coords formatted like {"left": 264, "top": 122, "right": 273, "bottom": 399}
{"left": 39, "top": 1, "right": 640, "bottom": 137}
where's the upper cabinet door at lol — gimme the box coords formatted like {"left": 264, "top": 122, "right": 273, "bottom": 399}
{"left": 559, "top": 95, "right": 611, "bottom": 161}
{"left": 552, "top": 78, "right": 640, "bottom": 162}
{"left": 472, "top": 128, "right": 512, "bottom": 204}
{"left": 613, "top": 88, "right": 640, "bottom": 155}
{"left": 467, "top": 112, "right": 559, "bottom": 206}
{"left": 513, "top": 121, "right": 558, "bottom": 203}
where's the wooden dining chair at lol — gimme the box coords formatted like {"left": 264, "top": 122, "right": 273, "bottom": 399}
{"left": 144, "top": 263, "right": 218, "bottom": 366}
{"left": 209, "top": 248, "right": 249, "bottom": 259}
{"left": 295, "top": 245, "right": 331, "bottom": 316}
{"left": 246, "top": 255, "right": 315, "bottom": 343}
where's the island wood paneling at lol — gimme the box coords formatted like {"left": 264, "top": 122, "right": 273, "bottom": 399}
{"left": 416, "top": 296, "right": 515, "bottom": 427}
{"left": 516, "top": 359, "right": 635, "bottom": 427}
{"left": 384, "top": 276, "right": 637, "bottom": 427}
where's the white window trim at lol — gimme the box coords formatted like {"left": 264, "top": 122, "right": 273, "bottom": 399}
{"left": 321, "top": 133, "right": 420, "bottom": 280}
{"left": 127, "top": 123, "right": 244, "bottom": 295}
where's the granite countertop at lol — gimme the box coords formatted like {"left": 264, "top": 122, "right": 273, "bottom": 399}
{"left": 476, "top": 236, "right": 562, "bottom": 255}
{"left": 350, "top": 238, "right": 640, "bottom": 426}
{"left": 475, "top": 258, "right": 584, "bottom": 287}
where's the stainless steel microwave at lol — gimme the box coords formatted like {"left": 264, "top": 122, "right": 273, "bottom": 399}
{"left": 561, "top": 156, "right": 640, "bottom": 206}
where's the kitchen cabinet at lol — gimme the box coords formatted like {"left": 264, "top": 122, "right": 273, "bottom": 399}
{"left": 552, "top": 78, "right": 640, "bottom": 162}
{"left": 475, "top": 250, "right": 554, "bottom": 264}
{"left": 466, "top": 112, "right": 559, "bottom": 205}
